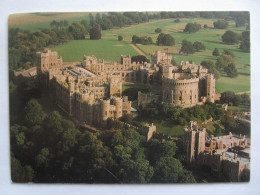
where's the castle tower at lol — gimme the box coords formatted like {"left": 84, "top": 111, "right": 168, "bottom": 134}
{"left": 183, "top": 121, "right": 206, "bottom": 164}
{"left": 109, "top": 75, "right": 122, "bottom": 97}
{"left": 206, "top": 74, "right": 215, "bottom": 103}
{"left": 151, "top": 51, "right": 172, "bottom": 65}
{"left": 101, "top": 99, "right": 110, "bottom": 122}
{"left": 37, "top": 49, "right": 62, "bottom": 74}
{"left": 162, "top": 65, "right": 173, "bottom": 79}
{"left": 121, "top": 55, "right": 131, "bottom": 65}
{"left": 114, "top": 97, "right": 123, "bottom": 119}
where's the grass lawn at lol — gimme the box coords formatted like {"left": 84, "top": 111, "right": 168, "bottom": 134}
{"left": 122, "top": 84, "right": 151, "bottom": 92}
{"left": 228, "top": 105, "right": 250, "bottom": 112}
{"left": 201, "top": 121, "right": 224, "bottom": 134}
{"left": 154, "top": 121, "right": 184, "bottom": 137}
{"left": 52, "top": 38, "right": 139, "bottom": 62}
{"left": 134, "top": 116, "right": 184, "bottom": 137}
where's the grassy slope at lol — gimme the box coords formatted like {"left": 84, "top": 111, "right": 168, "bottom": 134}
{"left": 107, "top": 18, "right": 250, "bottom": 93}
{"left": 52, "top": 38, "right": 139, "bottom": 62}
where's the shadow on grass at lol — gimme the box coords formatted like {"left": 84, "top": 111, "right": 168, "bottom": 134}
{"left": 163, "top": 120, "right": 176, "bottom": 127}
{"left": 239, "top": 72, "right": 250, "bottom": 76}
{"left": 204, "top": 40, "right": 223, "bottom": 45}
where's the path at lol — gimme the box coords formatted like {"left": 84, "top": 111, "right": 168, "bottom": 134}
{"left": 125, "top": 40, "right": 147, "bottom": 57}
{"left": 235, "top": 91, "right": 250, "bottom": 95}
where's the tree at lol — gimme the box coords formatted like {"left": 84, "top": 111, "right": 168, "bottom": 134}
{"left": 215, "top": 54, "right": 235, "bottom": 70}
{"left": 183, "top": 23, "right": 201, "bottom": 33}
{"left": 35, "top": 148, "right": 50, "bottom": 168}
{"left": 155, "top": 28, "right": 162, "bottom": 33}
{"left": 132, "top": 35, "right": 153, "bottom": 45}
{"left": 131, "top": 55, "right": 150, "bottom": 63}
{"left": 24, "top": 99, "right": 46, "bottom": 126}
{"left": 179, "top": 39, "right": 194, "bottom": 55}
{"left": 223, "top": 49, "right": 235, "bottom": 57}
{"left": 152, "top": 156, "right": 195, "bottom": 183}
{"left": 222, "top": 31, "right": 239, "bottom": 44}
{"left": 235, "top": 17, "right": 247, "bottom": 27}
{"left": 89, "top": 26, "right": 101, "bottom": 40}
{"left": 11, "top": 155, "right": 34, "bottom": 182}
{"left": 68, "top": 22, "right": 87, "bottom": 40}
{"left": 156, "top": 33, "right": 175, "bottom": 46}
{"left": 240, "top": 31, "right": 250, "bottom": 52}
{"left": 220, "top": 91, "right": 236, "bottom": 105}
{"left": 200, "top": 60, "right": 220, "bottom": 79}
{"left": 213, "top": 20, "right": 228, "bottom": 29}
{"left": 193, "top": 41, "right": 206, "bottom": 51}
{"left": 212, "top": 48, "right": 220, "bottom": 56}
{"left": 118, "top": 35, "right": 123, "bottom": 41}
{"left": 224, "top": 63, "right": 238, "bottom": 78}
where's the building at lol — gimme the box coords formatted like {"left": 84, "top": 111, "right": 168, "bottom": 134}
{"left": 37, "top": 49, "right": 216, "bottom": 126}
{"left": 183, "top": 121, "right": 250, "bottom": 182}
{"left": 161, "top": 61, "right": 215, "bottom": 108}
{"left": 37, "top": 49, "right": 132, "bottom": 127}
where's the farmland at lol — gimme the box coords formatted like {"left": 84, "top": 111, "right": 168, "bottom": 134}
{"left": 8, "top": 12, "right": 91, "bottom": 32}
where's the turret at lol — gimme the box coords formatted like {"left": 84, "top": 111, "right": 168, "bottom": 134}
{"left": 101, "top": 99, "right": 110, "bottom": 121}
{"left": 114, "top": 97, "right": 123, "bottom": 119}
{"left": 206, "top": 74, "right": 215, "bottom": 103}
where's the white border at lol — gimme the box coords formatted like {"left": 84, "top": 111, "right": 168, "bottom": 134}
{"left": 1, "top": 0, "right": 260, "bottom": 194}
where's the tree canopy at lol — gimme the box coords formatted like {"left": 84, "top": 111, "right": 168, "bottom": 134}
{"left": 200, "top": 60, "right": 220, "bottom": 79}
{"left": 179, "top": 39, "right": 194, "bottom": 55}
{"left": 213, "top": 20, "right": 228, "bottom": 29}
{"left": 193, "top": 41, "right": 206, "bottom": 51}
{"left": 156, "top": 33, "right": 175, "bottom": 46}
{"left": 222, "top": 31, "right": 240, "bottom": 44}
{"left": 24, "top": 99, "right": 46, "bottom": 126}
{"left": 212, "top": 48, "right": 220, "bottom": 56}
{"left": 155, "top": 28, "right": 162, "bottom": 33}
{"left": 183, "top": 22, "right": 201, "bottom": 33}
{"left": 89, "top": 26, "right": 101, "bottom": 40}
{"left": 224, "top": 63, "right": 238, "bottom": 78}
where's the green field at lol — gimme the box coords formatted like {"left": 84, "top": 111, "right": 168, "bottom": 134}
{"left": 52, "top": 39, "right": 139, "bottom": 62}
{"left": 10, "top": 13, "right": 249, "bottom": 93}
{"left": 105, "top": 18, "right": 250, "bottom": 93}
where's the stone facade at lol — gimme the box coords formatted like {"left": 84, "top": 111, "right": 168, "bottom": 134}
{"left": 137, "top": 91, "right": 159, "bottom": 107}
{"left": 37, "top": 49, "right": 131, "bottom": 127}
{"left": 37, "top": 49, "right": 216, "bottom": 126}
{"left": 183, "top": 121, "right": 250, "bottom": 182}
{"left": 161, "top": 61, "right": 215, "bottom": 108}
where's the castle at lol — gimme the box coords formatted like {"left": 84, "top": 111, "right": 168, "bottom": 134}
{"left": 183, "top": 121, "right": 250, "bottom": 182}
{"left": 36, "top": 49, "right": 216, "bottom": 126}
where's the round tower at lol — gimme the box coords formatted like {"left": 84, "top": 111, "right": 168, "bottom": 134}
{"left": 114, "top": 97, "right": 123, "bottom": 119}
{"left": 102, "top": 99, "right": 110, "bottom": 121}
